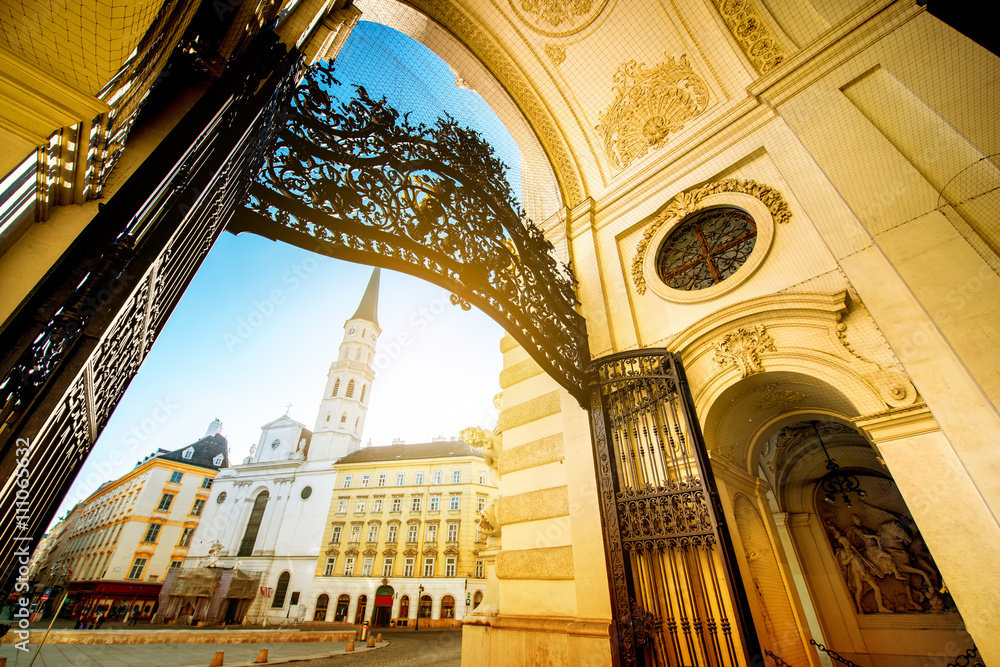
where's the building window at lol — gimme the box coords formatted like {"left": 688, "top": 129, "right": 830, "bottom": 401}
{"left": 190, "top": 499, "right": 205, "bottom": 516}
{"left": 445, "top": 557, "right": 456, "bottom": 577}
{"left": 426, "top": 524, "right": 438, "bottom": 543}
{"left": 170, "top": 560, "right": 182, "bottom": 570}
{"left": 367, "top": 525, "right": 379, "bottom": 543}
{"left": 338, "top": 499, "right": 348, "bottom": 513}
{"left": 429, "top": 496, "right": 440, "bottom": 512}
{"left": 447, "top": 523, "right": 459, "bottom": 542}
{"left": 127, "top": 558, "right": 147, "bottom": 580}
{"left": 361, "top": 475, "right": 370, "bottom": 488}
{"left": 373, "top": 499, "right": 382, "bottom": 513}
{"left": 479, "top": 471, "right": 487, "bottom": 485}
{"left": 411, "top": 497, "right": 421, "bottom": 512}
{"left": 201, "top": 478, "right": 212, "bottom": 489}
{"left": 450, "top": 496, "right": 460, "bottom": 511}
{"left": 157, "top": 493, "right": 174, "bottom": 511}
{"left": 272, "top": 571, "right": 290, "bottom": 607}
{"left": 344, "top": 557, "right": 355, "bottom": 576}
{"left": 391, "top": 498, "right": 402, "bottom": 512}
{"left": 213, "top": 455, "right": 224, "bottom": 466}
{"left": 350, "top": 525, "right": 361, "bottom": 542}
{"left": 452, "top": 470, "right": 461, "bottom": 484}
{"left": 360, "top": 385, "right": 366, "bottom": 402}
{"left": 142, "top": 523, "right": 161, "bottom": 543}
{"left": 377, "top": 474, "right": 386, "bottom": 487}
{"left": 396, "top": 473, "right": 405, "bottom": 486}
{"left": 415, "top": 472, "right": 424, "bottom": 485}
{"left": 324, "top": 557, "right": 337, "bottom": 576}
{"left": 238, "top": 491, "right": 269, "bottom": 557}
{"left": 432, "top": 471, "right": 441, "bottom": 485}
{"left": 387, "top": 525, "right": 398, "bottom": 543}
{"left": 655, "top": 206, "right": 757, "bottom": 291}
{"left": 476, "top": 559, "right": 485, "bottom": 578}
{"left": 341, "top": 413, "right": 347, "bottom": 423}
{"left": 182, "top": 448, "right": 194, "bottom": 460}
{"left": 404, "top": 558, "right": 415, "bottom": 577}
{"left": 178, "top": 527, "right": 194, "bottom": 548}
{"left": 343, "top": 475, "right": 352, "bottom": 489}
{"left": 169, "top": 471, "right": 183, "bottom": 483}
{"left": 382, "top": 557, "right": 394, "bottom": 577}
{"left": 362, "top": 556, "right": 374, "bottom": 576}
{"left": 419, "top": 595, "right": 433, "bottom": 618}
{"left": 346, "top": 379, "right": 355, "bottom": 398}
{"left": 356, "top": 499, "right": 366, "bottom": 513}
{"left": 336, "top": 594, "right": 350, "bottom": 622}
{"left": 331, "top": 525, "right": 342, "bottom": 543}
{"left": 407, "top": 524, "right": 418, "bottom": 543}
{"left": 332, "top": 378, "right": 340, "bottom": 396}
{"left": 423, "top": 557, "right": 435, "bottom": 577}
{"left": 478, "top": 497, "right": 486, "bottom": 512}
{"left": 442, "top": 594, "right": 456, "bottom": 617}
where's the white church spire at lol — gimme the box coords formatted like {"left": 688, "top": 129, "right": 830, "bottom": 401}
{"left": 309, "top": 268, "right": 381, "bottom": 461}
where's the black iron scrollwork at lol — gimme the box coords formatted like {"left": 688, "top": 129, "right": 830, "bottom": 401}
{"left": 235, "top": 59, "right": 588, "bottom": 402}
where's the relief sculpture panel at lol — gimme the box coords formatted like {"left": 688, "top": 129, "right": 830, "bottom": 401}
{"left": 819, "top": 474, "right": 951, "bottom": 615}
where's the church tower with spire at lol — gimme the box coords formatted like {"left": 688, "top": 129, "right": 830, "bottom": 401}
{"left": 309, "top": 268, "right": 381, "bottom": 461}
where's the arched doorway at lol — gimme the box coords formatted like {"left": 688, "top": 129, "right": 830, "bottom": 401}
{"left": 354, "top": 594, "right": 368, "bottom": 624}
{"left": 334, "top": 594, "right": 350, "bottom": 622}
{"left": 441, "top": 595, "right": 455, "bottom": 619}
{"left": 314, "top": 594, "right": 329, "bottom": 621}
{"left": 418, "top": 594, "right": 432, "bottom": 619}
{"left": 398, "top": 594, "right": 410, "bottom": 624}
{"left": 373, "top": 584, "right": 393, "bottom": 626}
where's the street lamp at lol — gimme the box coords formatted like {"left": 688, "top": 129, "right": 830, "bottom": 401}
{"left": 415, "top": 584, "right": 424, "bottom": 631}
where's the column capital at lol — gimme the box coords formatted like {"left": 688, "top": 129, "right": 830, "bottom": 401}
{"left": 853, "top": 403, "right": 937, "bottom": 443}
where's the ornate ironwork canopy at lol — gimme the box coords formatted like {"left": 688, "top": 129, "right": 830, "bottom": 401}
{"left": 231, "top": 59, "right": 588, "bottom": 402}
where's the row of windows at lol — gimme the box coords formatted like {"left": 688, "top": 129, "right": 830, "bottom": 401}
{"left": 143, "top": 523, "right": 196, "bottom": 547}
{"left": 315, "top": 593, "right": 474, "bottom": 622}
{"left": 336, "top": 495, "right": 466, "bottom": 514}
{"left": 156, "top": 493, "right": 206, "bottom": 516}
{"left": 324, "top": 554, "right": 469, "bottom": 579}
{"left": 167, "top": 471, "right": 214, "bottom": 488}
{"left": 331, "top": 522, "right": 461, "bottom": 544}
{"left": 331, "top": 378, "right": 367, "bottom": 402}
{"left": 343, "top": 470, "right": 487, "bottom": 488}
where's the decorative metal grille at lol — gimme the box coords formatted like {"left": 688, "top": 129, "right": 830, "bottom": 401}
{"left": 655, "top": 207, "right": 756, "bottom": 290}
{"left": 588, "top": 350, "right": 761, "bottom": 666}
{"left": 232, "top": 59, "right": 588, "bottom": 403}
{"left": 0, "top": 35, "right": 304, "bottom": 590}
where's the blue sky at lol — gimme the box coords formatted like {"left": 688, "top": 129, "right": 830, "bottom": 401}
{"left": 51, "top": 22, "right": 517, "bottom": 522}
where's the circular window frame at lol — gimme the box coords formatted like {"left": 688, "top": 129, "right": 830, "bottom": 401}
{"left": 300, "top": 486, "right": 313, "bottom": 500}
{"left": 216, "top": 491, "right": 228, "bottom": 504}
{"left": 642, "top": 192, "right": 775, "bottom": 303}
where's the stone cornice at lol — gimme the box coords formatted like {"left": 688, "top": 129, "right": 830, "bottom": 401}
{"left": 853, "top": 403, "right": 937, "bottom": 442}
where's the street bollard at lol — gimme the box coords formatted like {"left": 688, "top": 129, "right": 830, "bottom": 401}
{"left": 367, "top": 635, "right": 375, "bottom": 648}
{"left": 255, "top": 647, "right": 268, "bottom": 663}
{"left": 376, "top": 633, "right": 382, "bottom": 642}
{"left": 209, "top": 650, "right": 224, "bottom": 666}
{"left": 346, "top": 640, "right": 355, "bottom": 652}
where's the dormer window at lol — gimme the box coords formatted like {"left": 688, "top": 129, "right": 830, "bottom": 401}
{"left": 213, "top": 455, "right": 224, "bottom": 466}
{"left": 182, "top": 448, "right": 194, "bottom": 460}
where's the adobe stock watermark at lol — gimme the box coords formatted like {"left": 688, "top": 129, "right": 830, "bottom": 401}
{"left": 372, "top": 289, "right": 457, "bottom": 372}
{"left": 12, "top": 437, "right": 34, "bottom": 652}
{"left": 223, "top": 257, "right": 325, "bottom": 351}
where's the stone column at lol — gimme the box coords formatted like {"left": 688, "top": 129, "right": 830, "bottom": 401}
{"left": 221, "top": 481, "right": 253, "bottom": 555}
{"left": 855, "top": 406, "right": 1000, "bottom": 662}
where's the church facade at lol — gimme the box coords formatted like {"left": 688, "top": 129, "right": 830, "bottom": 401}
{"left": 1, "top": 1, "right": 999, "bottom": 666}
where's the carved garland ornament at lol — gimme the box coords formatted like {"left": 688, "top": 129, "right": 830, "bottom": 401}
{"left": 596, "top": 54, "right": 709, "bottom": 171}
{"left": 713, "top": 324, "right": 776, "bottom": 377}
{"left": 713, "top": 0, "right": 790, "bottom": 75}
{"left": 632, "top": 178, "right": 791, "bottom": 294}
{"left": 509, "top": 0, "right": 610, "bottom": 37}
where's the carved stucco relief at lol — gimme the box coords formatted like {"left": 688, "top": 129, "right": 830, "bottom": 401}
{"left": 596, "top": 54, "right": 709, "bottom": 171}
{"left": 509, "top": 0, "right": 610, "bottom": 37}
{"left": 713, "top": 324, "right": 776, "bottom": 377}
{"left": 712, "top": 0, "right": 790, "bottom": 75}
{"left": 632, "top": 178, "right": 791, "bottom": 295}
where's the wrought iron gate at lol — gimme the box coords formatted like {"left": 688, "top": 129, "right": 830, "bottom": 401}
{"left": 588, "top": 350, "right": 761, "bottom": 666}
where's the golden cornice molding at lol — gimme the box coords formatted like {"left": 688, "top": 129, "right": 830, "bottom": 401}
{"left": 0, "top": 48, "right": 109, "bottom": 145}
{"left": 403, "top": 0, "right": 585, "bottom": 207}
{"left": 853, "top": 403, "right": 937, "bottom": 443}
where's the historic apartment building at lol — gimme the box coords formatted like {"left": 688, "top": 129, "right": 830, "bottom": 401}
{"left": 50, "top": 424, "right": 229, "bottom": 619}
{"left": 2, "top": 1, "right": 999, "bottom": 665}
{"left": 312, "top": 440, "right": 498, "bottom": 626}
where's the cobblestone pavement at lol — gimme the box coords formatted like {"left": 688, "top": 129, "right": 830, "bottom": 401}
{"left": 294, "top": 628, "right": 463, "bottom": 667}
